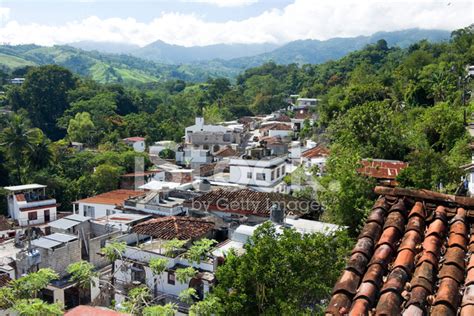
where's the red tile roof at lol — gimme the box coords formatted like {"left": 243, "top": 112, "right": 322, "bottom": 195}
{"left": 132, "top": 216, "right": 215, "bottom": 240}
{"left": 121, "top": 170, "right": 163, "bottom": 177}
{"left": 273, "top": 114, "right": 292, "bottom": 122}
{"left": 357, "top": 159, "right": 408, "bottom": 180}
{"left": 326, "top": 186, "right": 474, "bottom": 316}
{"left": 214, "top": 146, "right": 238, "bottom": 157}
{"left": 185, "top": 188, "right": 319, "bottom": 217}
{"left": 75, "top": 190, "right": 145, "bottom": 206}
{"left": 301, "top": 145, "right": 330, "bottom": 159}
{"left": 65, "top": 305, "right": 129, "bottom": 316}
{"left": 260, "top": 123, "right": 292, "bottom": 132}
{"left": 294, "top": 109, "right": 312, "bottom": 120}
{"left": 123, "top": 137, "right": 145, "bottom": 142}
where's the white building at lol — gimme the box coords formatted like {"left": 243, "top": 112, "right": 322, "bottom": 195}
{"left": 123, "top": 137, "right": 146, "bottom": 152}
{"left": 296, "top": 98, "right": 319, "bottom": 107}
{"left": 111, "top": 217, "right": 216, "bottom": 307}
{"left": 10, "top": 78, "right": 25, "bottom": 85}
{"left": 175, "top": 148, "right": 213, "bottom": 168}
{"left": 229, "top": 151, "right": 287, "bottom": 193}
{"left": 149, "top": 141, "right": 178, "bottom": 157}
{"left": 4, "top": 184, "right": 57, "bottom": 226}
{"left": 259, "top": 122, "right": 292, "bottom": 139}
{"left": 73, "top": 189, "right": 144, "bottom": 218}
{"left": 300, "top": 145, "right": 330, "bottom": 173}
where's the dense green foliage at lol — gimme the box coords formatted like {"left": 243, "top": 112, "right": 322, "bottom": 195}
{"left": 0, "top": 268, "right": 62, "bottom": 314}
{"left": 204, "top": 222, "right": 353, "bottom": 315}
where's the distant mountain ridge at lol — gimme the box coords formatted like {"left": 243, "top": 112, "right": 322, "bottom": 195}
{"left": 67, "top": 28, "right": 451, "bottom": 66}
{"left": 0, "top": 28, "right": 452, "bottom": 84}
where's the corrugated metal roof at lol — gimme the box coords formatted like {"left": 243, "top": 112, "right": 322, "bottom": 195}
{"left": 48, "top": 218, "right": 80, "bottom": 230}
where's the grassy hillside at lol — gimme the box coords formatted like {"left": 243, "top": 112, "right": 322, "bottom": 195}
{"left": 0, "top": 45, "right": 214, "bottom": 84}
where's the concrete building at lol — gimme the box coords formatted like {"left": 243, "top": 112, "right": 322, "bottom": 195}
{"left": 123, "top": 137, "right": 146, "bottom": 152}
{"left": 228, "top": 148, "right": 287, "bottom": 193}
{"left": 74, "top": 190, "right": 145, "bottom": 219}
{"left": 4, "top": 184, "right": 57, "bottom": 226}
{"left": 110, "top": 217, "right": 217, "bottom": 310}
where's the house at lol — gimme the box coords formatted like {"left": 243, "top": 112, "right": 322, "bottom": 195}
{"left": 10, "top": 78, "right": 25, "bottom": 85}
{"left": 184, "top": 117, "right": 243, "bottom": 152}
{"left": 185, "top": 188, "right": 320, "bottom": 224}
{"left": 300, "top": 145, "right": 330, "bottom": 173}
{"left": 149, "top": 140, "right": 178, "bottom": 157}
{"left": 259, "top": 136, "right": 289, "bottom": 156}
{"left": 15, "top": 233, "right": 81, "bottom": 278}
{"left": 48, "top": 213, "right": 151, "bottom": 268}
{"left": 295, "top": 97, "right": 319, "bottom": 108}
{"left": 213, "top": 206, "right": 341, "bottom": 258}
{"left": 175, "top": 147, "right": 213, "bottom": 168}
{"left": 292, "top": 108, "right": 315, "bottom": 131}
{"left": 4, "top": 184, "right": 58, "bottom": 226}
{"left": 259, "top": 122, "right": 292, "bottom": 138}
{"left": 357, "top": 159, "right": 408, "bottom": 186}
{"left": 123, "top": 189, "right": 189, "bottom": 216}
{"left": 237, "top": 116, "right": 257, "bottom": 131}
{"left": 73, "top": 190, "right": 145, "bottom": 218}
{"left": 326, "top": 186, "right": 474, "bottom": 316}
{"left": 213, "top": 146, "right": 238, "bottom": 161}
{"left": 111, "top": 216, "right": 217, "bottom": 309}
{"left": 228, "top": 148, "right": 287, "bottom": 193}
{"left": 120, "top": 170, "right": 165, "bottom": 190}
{"left": 123, "top": 137, "right": 146, "bottom": 153}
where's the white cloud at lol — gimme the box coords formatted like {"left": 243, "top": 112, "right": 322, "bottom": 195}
{"left": 0, "top": 0, "right": 472, "bottom": 47}
{"left": 0, "top": 7, "right": 10, "bottom": 23}
{"left": 181, "top": 0, "right": 259, "bottom": 7}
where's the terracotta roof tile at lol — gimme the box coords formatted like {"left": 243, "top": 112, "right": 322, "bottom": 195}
{"left": 301, "top": 145, "right": 330, "bottom": 159}
{"left": 214, "top": 146, "right": 238, "bottom": 157}
{"left": 185, "top": 188, "right": 319, "bottom": 218}
{"left": 259, "top": 122, "right": 292, "bottom": 132}
{"left": 357, "top": 159, "right": 408, "bottom": 180}
{"left": 131, "top": 216, "right": 214, "bottom": 240}
{"left": 326, "top": 187, "right": 474, "bottom": 316}
{"left": 76, "top": 190, "right": 145, "bottom": 206}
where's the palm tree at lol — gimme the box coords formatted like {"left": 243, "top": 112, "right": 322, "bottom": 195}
{"left": 0, "top": 114, "right": 39, "bottom": 183}
{"left": 28, "top": 134, "right": 53, "bottom": 171}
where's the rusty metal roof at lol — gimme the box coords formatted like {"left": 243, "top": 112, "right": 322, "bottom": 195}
{"left": 326, "top": 186, "right": 474, "bottom": 316}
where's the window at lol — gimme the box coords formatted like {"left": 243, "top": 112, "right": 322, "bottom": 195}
{"left": 271, "top": 171, "right": 275, "bottom": 181}
{"left": 168, "top": 271, "right": 175, "bottom": 285}
{"left": 28, "top": 211, "right": 38, "bottom": 221}
{"left": 256, "top": 173, "right": 266, "bottom": 181}
{"left": 84, "top": 205, "right": 95, "bottom": 218}
{"left": 223, "top": 134, "right": 231, "bottom": 142}
{"left": 281, "top": 166, "right": 286, "bottom": 175}
{"left": 276, "top": 168, "right": 280, "bottom": 178}
{"left": 203, "top": 144, "right": 209, "bottom": 150}
{"left": 247, "top": 172, "right": 252, "bottom": 179}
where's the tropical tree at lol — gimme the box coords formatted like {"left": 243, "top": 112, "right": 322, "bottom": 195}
{"left": 186, "top": 239, "right": 217, "bottom": 264}
{"left": 67, "top": 261, "right": 99, "bottom": 305}
{"left": 201, "top": 222, "right": 352, "bottom": 315}
{"left": 143, "top": 303, "right": 177, "bottom": 316}
{"left": 0, "top": 114, "right": 41, "bottom": 183}
{"left": 67, "top": 112, "right": 95, "bottom": 144}
{"left": 12, "top": 298, "right": 63, "bottom": 316}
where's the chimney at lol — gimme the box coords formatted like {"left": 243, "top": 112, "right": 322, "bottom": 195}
{"left": 270, "top": 203, "right": 285, "bottom": 224}
{"left": 196, "top": 117, "right": 204, "bottom": 128}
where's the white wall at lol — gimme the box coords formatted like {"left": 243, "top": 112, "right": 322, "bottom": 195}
{"left": 132, "top": 141, "right": 145, "bottom": 153}
{"left": 17, "top": 207, "right": 57, "bottom": 226}
{"left": 268, "top": 130, "right": 291, "bottom": 138}
{"left": 77, "top": 203, "right": 112, "bottom": 219}
{"left": 229, "top": 163, "right": 286, "bottom": 187}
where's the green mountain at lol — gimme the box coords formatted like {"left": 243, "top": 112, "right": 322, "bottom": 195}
{"left": 0, "top": 29, "right": 452, "bottom": 84}
{"left": 0, "top": 44, "right": 219, "bottom": 84}
{"left": 210, "top": 29, "right": 452, "bottom": 70}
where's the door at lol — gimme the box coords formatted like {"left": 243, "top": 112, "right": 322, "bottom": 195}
{"left": 44, "top": 209, "right": 50, "bottom": 222}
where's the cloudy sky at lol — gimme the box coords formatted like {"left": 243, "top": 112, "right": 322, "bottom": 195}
{"left": 0, "top": 0, "right": 472, "bottom": 47}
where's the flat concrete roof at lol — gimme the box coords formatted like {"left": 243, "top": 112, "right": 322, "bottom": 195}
{"left": 4, "top": 184, "right": 46, "bottom": 191}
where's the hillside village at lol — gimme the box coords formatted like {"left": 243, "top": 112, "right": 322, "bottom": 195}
{"left": 0, "top": 15, "right": 472, "bottom": 316}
